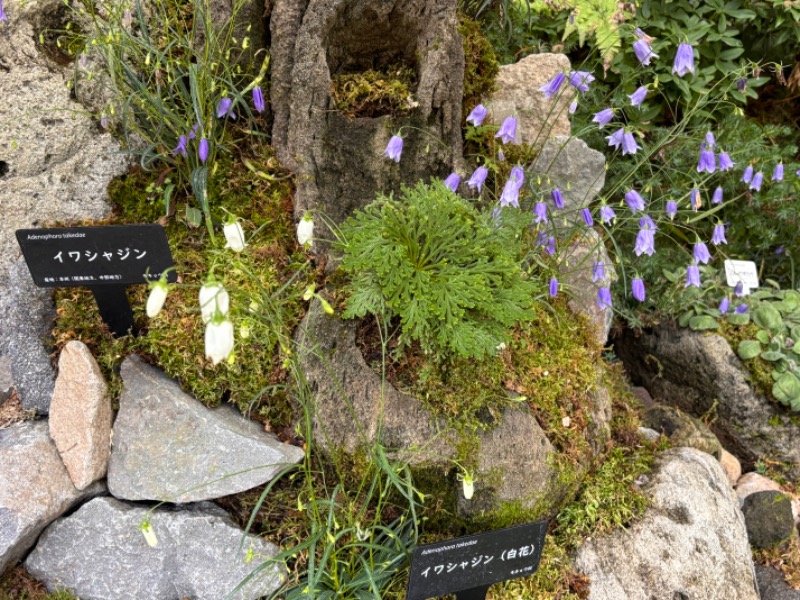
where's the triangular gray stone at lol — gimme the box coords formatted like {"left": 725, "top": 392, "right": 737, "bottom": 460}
{"left": 108, "top": 355, "right": 304, "bottom": 502}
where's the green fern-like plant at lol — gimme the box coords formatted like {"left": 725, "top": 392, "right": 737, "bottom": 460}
{"left": 338, "top": 181, "right": 539, "bottom": 360}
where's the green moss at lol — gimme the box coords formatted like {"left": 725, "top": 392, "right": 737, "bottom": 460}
{"left": 459, "top": 14, "right": 499, "bottom": 118}
{"left": 0, "top": 567, "right": 78, "bottom": 600}
{"left": 718, "top": 320, "right": 776, "bottom": 401}
{"left": 331, "top": 65, "right": 418, "bottom": 119}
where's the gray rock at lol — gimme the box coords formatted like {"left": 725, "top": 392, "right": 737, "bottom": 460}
{"left": 270, "top": 0, "right": 465, "bottom": 228}
{"left": 49, "top": 341, "right": 112, "bottom": 490}
{"left": 0, "top": 420, "right": 106, "bottom": 573}
{"left": 4, "top": 258, "right": 56, "bottom": 413}
{"left": 741, "top": 490, "right": 795, "bottom": 548}
{"left": 108, "top": 355, "right": 304, "bottom": 502}
{"left": 643, "top": 404, "right": 722, "bottom": 459}
{"left": 756, "top": 565, "right": 800, "bottom": 600}
{"left": 558, "top": 229, "right": 616, "bottom": 345}
{"left": 0, "top": 355, "right": 12, "bottom": 406}
{"left": 614, "top": 325, "right": 800, "bottom": 479}
{"left": 531, "top": 136, "right": 606, "bottom": 215}
{"left": 575, "top": 447, "right": 759, "bottom": 600}
{"left": 25, "top": 497, "right": 283, "bottom": 600}
{"left": 484, "top": 53, "right": 572, "bottom": 144}
{"left": 638, "top": 426, "right": 661, "bottom": 442}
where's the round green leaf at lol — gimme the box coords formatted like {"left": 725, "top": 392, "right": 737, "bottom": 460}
{"left": 678, "top": 311, "right": 695, "bottom": 328}
{"left": 689, "top": 315, "right": 719, "bottom": 331}
{"left": 753, "top": 304, "right": 783, "bottom": 332}
{"left": 773, "top": 373, "right": 800, "bottom": 408}
{"left": 756, "top": 330, "right": 771, "bottom": 345}
{"left": 737, "top": 340, "right": 762, "bottom": 360}
{"left": 728, "top": 313, "right": 751, "bottom": 326}
{"left": 760, "top": 351, "right": 786, "bottom": 362}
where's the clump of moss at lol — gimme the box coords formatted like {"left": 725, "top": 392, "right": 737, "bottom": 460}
{"left": 0, "top": 567, "right": 77, "bottom": 600}
{"left": 331, "top": 64, "right": 418, "bottom": 119}
{"left": 459, "top": 13, "right": 499, "bottom": 118}
{"left": 718, "top": 320, "right": 777, "bottom": 401}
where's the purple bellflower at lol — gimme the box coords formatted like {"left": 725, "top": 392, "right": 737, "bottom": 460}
{"left": 216, "top": 97, "right": 236, "bottom": 119}
{"left": 253, "top": 87, "right": 265, "bottom": 113}
{"left": 593, "top": 108, "right": 614, "bottom": 128}
{"left": 735, "top": 304, "right": 749, "bottom": 314}
{"left": 552, "top": 188, "right": 565, "bottom": 209}
{"left": 711, "top": 224, "right": 727, "bottom": 245}
{"left": 466, "top": 104, "right": 488, "bottom": 126}
{"left": 569, "top": 71, "right": 595, "bottom": 93}
{"left": 632, "top": 278, "right": 646, "bottom": 302}
{"left": 640, "top": 214, "right": 656, "bottom": 230}
{"left": 549, "top": 278, "right": 559, "bottom": 298}
{"left": 685, "top": 263, "right": 701, "bottom": 288}
{"left": 634, "top": 224, "right": 656, "bottom": 257}
{"left": 741, "top": 165, "right": 754, "bottom": 184}
{"left": 188, "top": 124, "right": 199, "bottom": 139}
{"left": 499, "top": 166, "right": 524, "bottom": 207}
{"left": 569, "top": 100, "right": 578, "bottom": 114}
{"left": 705, "top": 132, "right": 716, "bottom": 149}
{"left": 597, "top": 287, "right": 613, "bottom": 310}
{"left": 495, "top": 117, "right": 518, "bottom": 144}
{"left": 198, "top": 138, "right": 209, "bottom": 163}
{"left": 606, "top": 127, "right": 625, "bottom": 150}
{"left": 737, "top": 78, "right": 748, "bottom": 92}
{"left": 545, "top": 236, "right": 556, "bottom": 255}
{"left": 633, "top": 39, "right": 658, "bottom": 65}
{"left": 697, "top": 149, "right": 716, "bottom": 173}
{"left": 0, "top": 0, "right": 7, "bottom": 21}
{"left": 719, "top": 297, "right": 730, "bottom": 314}
{"left": 534, "top": 202, "right": 548, "bottom": 224}
{"left": 625, "top": 189, "right": 646, "bottom": 213}
{"left": 628, "top": 86, "right": 648, "bottom": 107}
{"left": 673, "top": 43, "right": 695, "bottom": 77}
{"left": 444, "top": 173, "right": 460, "bottom": 192}
{"left": 384, "top": 135, "right": 403, "bottom": 162}
{"left": 694, "top": 241, "right": 711, "bottom": 265}
{"left": 621, "top": 131, "right": 641, "bottom": 155}
{"left": 666, "top": 200, "right": 678, "bottom": 220}
{"left": 592, "top": 261, "right": 605, "bottom": 283}
{"left": 750, "top": 171, "right": 763, "bottom": 191}
{"left": 172, "top": 135, "right": 188, "bottom": 158}
{"left": 581, "top": 208, "right": 593, "bottom": 227}
{"left": 718, "top": 152, "right": 735, "bottom": 171}
{"left": 467, "top": 166, "right": 488, "bottom": 192}
{"left": 600, "top": 205, "right": 617, "bottom": 224}
{"left": 734, "top": 282, "right": 745, "bottom": 297}
{"left": 690, "top": 189, "right": 701, "bottom": 211}
{"left": 540, "top": 72, "right": 566, "bottom": 99}
{"left": 712, "top": 187, "right": 723, "bottom": 205}
{"left": 772, "top": 163, "right": 784, "bottom": 181}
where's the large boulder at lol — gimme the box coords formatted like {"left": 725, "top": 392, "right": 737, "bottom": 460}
{"left": 25, "top": 496, "right": 283, "bottom": 600}
{"left": 49, "top": 340, "right": 112, "bottom": 490}
{"left": 575, "top": 447, "right": 759, "bottom": 600}
{"left": 614, "top": 324, "right": 800, "bottom": 479}
{"left": 108, "top": 355, "right": 305, "bottom": 502}
{"left": 0, "top": 355, "right": 12, "bottom": 406}
{"left": 270, "top": 0, "right": 465, "bottom": 226}
{"left": 0, "top": 420, "right": 105, "bottom": 573}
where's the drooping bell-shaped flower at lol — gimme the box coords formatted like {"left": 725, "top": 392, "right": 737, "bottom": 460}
{"left": 734, "top": 282, "right": 745, "bottom": 297}
{"left": 666, "top": 200, "right": 678, "bottom": 220}
{"left": 544, "top": 236, "right": 556, "bottom": 255}
{"left": 549, "top": 277, "right": 559, "bottom": 298}
{"left": 735, "top": 304, "right": 748, "bottom": 314}
{"left": 711, "top": 223, "right": 727, "bottom": 245}
{"left": 596, "top": 287, "right": 613, "bottom": 310}
{"left": 690, "top": 188, "right": 701, "bottom": 211}
{"left": 599, "top": 205, "right": 616, "bottom": 224}
{"left": 467, "top": 166, "right": 488, "bottom": 192}
{"left": 672, "top": 43, "right": 695, "bottom": 77}
{"left": 569, "top": 99, "right": 578, "bottom": 114}
{"left": 606, "top": 127, "right": 625, "bottom": 150}
{"left": 495, "top": 117, "right": 518, "bottom": 144}
{"left": 551, "top": 188, "right": 565, "bottom": 209}
{"left": 172, "top": 135, "right": 188, "bottom": 158}
{"left": 466, "top": 104, "right": 488, "bottom": 126}
{"left": 460, "top": 471, "right": 475, "bottom": 500}
{"left": 199, "top": 281, "right": 230, "bottom": 325}
{"left": 444, "top": 173, "right": 461, "bottom": 192}
{"left": 712, "top": 187, "right": 723, "bottom": 205}
{"left": 252, "top": 87, "right": 265, "bottom": 113}
{"left": 694, "top": 241, "right": 711, "bottom": 265}
{"left": 772, "top": 163, "right": 784, "bottom": 181}
{"left": 750, "top": 171, "right": 763, "bottom": 191}
{"left": 297, "top": 214, "right": 314, "bottom": 248}
{"left": 719, "top": 297, "right": 730, "bottom": 313}
{"left": 697, "top": 149, "right": 716, "bottom": 173}
{"left": 539, "top": 72, "right": 566, "bottom": 99}
{"left": 223, "top": 221, "right": 247, "bottom": 252}
{"left": 569, "top": 71, "right": 595, "bottom": 93}
{"left": 621, "top": 132, "right": 641, "bottom": 155}
{"left": 625, "top": 189, "right": 646, "bottom": 213}
{"left": 189, "top": 124, "right": 199, "bottom": 139}
{"left": 0, "top": 0, "right": 7, "bottom": 21}
{"left": 737, "top": 78, "right": 748, "bottom": 92}
{"left": 628, "top": 86, "right": 648, "bottom": 108}
{"left": 632, "top": 278, "right": 646, "bottom": 302}
{"left": 205, "top": 318, "right": 235, "bottom": 365}
{"left": 533, "top": 202, "right": 548, "bottom": 224}
{"left": 384, "top": 135, "right": 403, "bottom": 162}
{"left": 633, "top": 39, "right": 658, "bottom": 65}
{"left": 685, "top": 262, "right": 701, "bottom": 288}
{"left": 634, "top": 224, "right": 656, "bottom": 257}
{"left": 216, "top": 97, "right": 236, "bottom": 119}
{"left": 593, "top": 108, "right": 614, "bottom": 128}
{"left": 581, "top": 208, "right": 593, "bottom": 227}
{"left": 198, "top": 138, "right": 209, "bottom": 163}
{"left": 499, "top": 172, "right": 522, "bottom": 208}
{"left": 741, "top": 165, "right": 754, "bottom": 184}
{"left": 592, "top": 261, "right": 605, "bottom": 283}
{"left": 718, "top": 152, "right": 735, "bottom": 171}
{"left": 705, "top": 132, "right": 716, "bottom": 149}
{"left": 146, "top": 275, "right": 171, "bottom": 318}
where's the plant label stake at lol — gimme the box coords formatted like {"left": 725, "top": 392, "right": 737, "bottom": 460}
{"left": 405, "top": 521, "right": 547, "bottom": 600}
{"left": 724, "top": 260, "right": 759, "bottom": 296}
{"left": 16, "top": 225, "right": 176, "bottom": 337}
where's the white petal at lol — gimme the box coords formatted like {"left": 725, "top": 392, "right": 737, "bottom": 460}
{"left": 297, "top": 218, "right": 314, "bottom": 247}
{"left": 146, "top": 285, "right": 168, "bottom": 318}
{"left": 205, "top": 320, "right": 235, "bottom": 365}
{"left": 223, "top": 222, "right": 247, "bottom": 252}
{"left": 199, "top": 284, "right": 229, "bottom": 324}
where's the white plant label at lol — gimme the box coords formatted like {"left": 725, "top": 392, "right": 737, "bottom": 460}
{"left": 724, "top": 260, "right": 759, "bottom": 296}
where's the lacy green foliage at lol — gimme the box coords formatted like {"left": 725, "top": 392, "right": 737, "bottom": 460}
{"left": 339, "top": 182, "right": 539, "bottom": 360}
{"left": 331, "top": 65, "right": 417, "bottom": 118}
{"left": 459, "top": 14, "right": 500, "bottom": 116}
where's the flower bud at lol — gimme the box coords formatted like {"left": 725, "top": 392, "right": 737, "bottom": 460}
{"left": 297, "top": 215, "right": 314, "bottom": 248}
{"left": 199, "top": 282, "right": 230, "bottom": 324}
{"left": 223, "top": 221, "right": 247, "bottom": 253}
{"left": 146, "top": 280, "right": 170, "bottom": 318}
{"left": 205, "top": 319, "right": 235, "bottom": 365}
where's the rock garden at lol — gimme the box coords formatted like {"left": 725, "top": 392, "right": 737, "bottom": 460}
{"left": 2, "top": 0, "right": 800, "bottom": 599}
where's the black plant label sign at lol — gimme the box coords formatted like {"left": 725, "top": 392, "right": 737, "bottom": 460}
{"left": 406, "top": 521, "right": 548, "bottom": 600}
{"left": 16, "top": 225, "right": 176, "bottom": 287}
